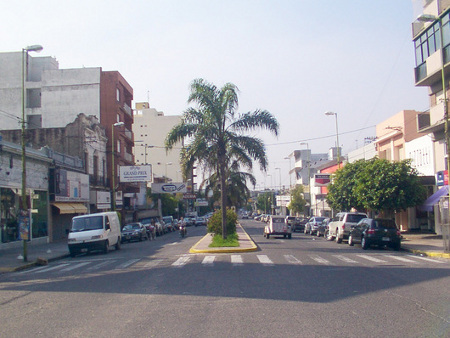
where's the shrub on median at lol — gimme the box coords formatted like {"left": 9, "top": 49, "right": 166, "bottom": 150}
{"left": 207, "top": 209, "right": 237, "bottom": 236}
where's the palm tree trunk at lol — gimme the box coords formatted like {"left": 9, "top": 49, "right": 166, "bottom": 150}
{"left": 219, "top": 160, "right": 227, "bottom": 239}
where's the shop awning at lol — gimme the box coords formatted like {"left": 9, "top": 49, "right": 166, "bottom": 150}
{"left": 418, "top": 186, "right": 449, "bottom": 212}
{"left": 52, "top": 203, "right": 88, "bottom": 214}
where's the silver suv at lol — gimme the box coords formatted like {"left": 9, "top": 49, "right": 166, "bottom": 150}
{"left": 326, "top": 212, "right": 367, "bottom": 243}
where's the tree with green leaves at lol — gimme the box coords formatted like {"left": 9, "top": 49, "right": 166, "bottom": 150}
{"left": 288, "top": 185, "right": 307, "bottom": 215}
{"left": 165, "top": 79, "right": 279, "bottom": 238}
{"left": 327, "top": 158, "right": 426, "bottom": 213}
{"left": 256, "top": 191, "right": 274, "bottom": 214}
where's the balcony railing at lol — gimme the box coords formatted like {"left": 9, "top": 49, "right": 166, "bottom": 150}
{"left": 124, "top": 152, "right": 133, "bottom": 163}
{"left": 124, "top": 128, "right": 132, "bottom": 140}
{"left": 123, "top": 103, "right": 132, "bottom": 116}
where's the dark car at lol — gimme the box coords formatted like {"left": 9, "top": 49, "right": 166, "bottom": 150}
{"left": 121, "top": 222, "right": 148, "bottom": 243}
{"left": 294, "top": 217, "right": 307, "bottom": 232}
{"left": 348, "top": 218, "right": 401, "bottom": 250}
{"left": 316, "top": 217, "right": 331, "bottom": 237}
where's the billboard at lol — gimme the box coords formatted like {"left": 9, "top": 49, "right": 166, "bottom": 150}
{"left": 119, "top": 165, "right": 152, "bottom": 182}
{"left": 152, "top": 182, "right": 188, "bottom": 194}
{"left": 55, "top": 169, "right": 89, "bottom": 202}
{"left": 314, "top": 174, "right": 331, "bottom": 186}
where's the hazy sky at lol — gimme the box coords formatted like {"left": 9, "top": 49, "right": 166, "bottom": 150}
{"left": 2, "top": 0, "right": 430, "bottom": 188}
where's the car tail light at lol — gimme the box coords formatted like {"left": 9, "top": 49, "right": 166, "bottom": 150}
{"left": 396, "top": 230, "right": 401, "bottom": 236}
{"left": 341, "top": 224, "right": 345, "bottom": 229}
{"left": 367, "top": 229, "right": 375, "bottom": 235}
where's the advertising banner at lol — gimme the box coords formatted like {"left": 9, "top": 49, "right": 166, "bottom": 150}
{"left": 152, "top": 182, "right": 188, "bottom": 194}
{"left": 55, "top": 169, "right": 89, "bottom": 202}
{"left": 119, "top": 165, "right": 152, "bottom": 183}
{"left": 315, "top": 174, "right": 331, "bottom": 186}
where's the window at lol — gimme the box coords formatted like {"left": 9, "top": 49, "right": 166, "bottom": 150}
{"left": 116, "top": 88, "right": 120, "bottom": 102}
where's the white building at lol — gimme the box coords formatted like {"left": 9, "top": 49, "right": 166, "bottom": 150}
{"left": 133, "top": 102, "right": 182, "bottom": 184}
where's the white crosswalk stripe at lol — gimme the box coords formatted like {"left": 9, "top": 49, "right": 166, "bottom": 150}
{"left": 86, "top": 260, "right": 117, "bottom": 271}
{"left": 59, "top": 262, "right": 91, "bottom": 272}
{"left": 333, "top": 255, "right": 358, "bottom": 263}
{"left": 309, "top": 255, "right": 331, "bottom": 265}
{"left": 231, "top": 255, "right": 243, "bottom": 265}
{"left": 257, "top": 255, "right": 274, "bottom": 265}
{"left": 35, "top": 264, "right": 70, "bottom": 273}
{"left": 115, "top": 259, "right": 141, "bottom": 270}
{"left": 408, "top": 255, "right": 446, "bottom": 263}
{"left": 172, "top": 256, "right": 191, "bottom": 267}
{"left": 143, "top": 259, "right": 163, "bottom": 269}
{"left": 357, "top": 254, "right": 387, "bottom": 263}
{"left": 385, "top": 255, "right": 418, "bottom": 263}
{"left": 284, "top": 255, "right": 302, "bottom": 264}
{"left": 202, "top": 256, "right": 215, "bottom": 265}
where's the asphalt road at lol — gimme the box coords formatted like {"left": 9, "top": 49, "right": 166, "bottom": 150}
{"left": 1, "top": 220, "right": 449, "bottom": 338}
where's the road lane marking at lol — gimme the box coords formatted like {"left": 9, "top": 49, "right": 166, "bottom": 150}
{"left": 407, "top": 255, "right": 446, "bottom": 263}
{"left": 143, "top": 259, "right": 163, "bottom": 268}
{"left": 231, "top": 255, "right": 243, "bottom": 265}
{"left": 309, "top": 255, "right": 331, "bottom": 265}
{"left": 333, "top": 255, "right": 358, "bottom": 263}
{"left": 202, "top": 256, "right": 215, "bottom": 265}
{"left": 35, "top": 264, "right": 70, "bottom": 273}
{"left": 59, "top": 262, "right": 91, "bottom": 272}
{"left": 86, "top": 260, "right": 117, "bottom": 271}
{"left": 284, "top": 255, "right": 302, "bottom": 264}
{"left": 172, "top": 256, "right": 191, "bottom": 267}
{"left": 257, "top": 255, "right": 274, "bottom": 265}
{"left": 357, "top": 255, "right": 386, "bottom": 263}
{"left": 385, "top": 255, "right": 418, "bottom": 263}
{"left": 115, "top": 259, "right": 141, "bottom": 269}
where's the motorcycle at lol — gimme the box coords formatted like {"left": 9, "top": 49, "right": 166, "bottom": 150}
{"left": 179, "top": 224, "right": 187, "bottom": 238}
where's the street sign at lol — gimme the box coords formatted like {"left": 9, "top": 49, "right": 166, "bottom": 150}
{"left": 183, "top": 193, "right": 196, "bottom": 199}
{"left": 152, "top": 182, "right": 187, "bottom": 193}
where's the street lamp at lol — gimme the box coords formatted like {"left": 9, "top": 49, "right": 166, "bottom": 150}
{"left": 284, "top": 156, "right": 292, "bottom": 188}
{"left": 300, "top": 142, "right": 311, "bottom": 216}
{"left": 111, "top": 122, "right": 124, "bottom": 211}
{"left": 275, "top": 167, "right": 281, "bottom": 191}
{"left": 21, "top": 44, "right": 43, "bottom": 262}
{"left": 325, "top": 111, "right": 341, "bottom": 168}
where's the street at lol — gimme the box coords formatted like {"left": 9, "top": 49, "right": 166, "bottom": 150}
{"left": 1, "top": 219, "right": 449, "bottom": 338}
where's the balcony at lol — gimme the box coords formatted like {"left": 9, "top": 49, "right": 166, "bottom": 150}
{"left": 123, "top": 103, "right": 132, "bottom": 117}
{"left": 124, "top": 151, "right": 133, "bottom": 163}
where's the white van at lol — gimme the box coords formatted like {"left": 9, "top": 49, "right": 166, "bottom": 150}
{"left": 264, "top": 215, "right": 292, "bottom": 239}
{"left": 68, "top": 212, "right": 122, "bottom": 257}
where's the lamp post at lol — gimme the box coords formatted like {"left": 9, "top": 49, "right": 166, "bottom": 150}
{"left": 111, "top": 122, "right": 124, "bottom": 211}
{"left": 275, "top": 167, "right": 281, "bottom": 191}
{"left": 325, "top": 111, "right": 340, "bottom": 168}
{"left": 300, "top": 142, "right": 311, "bottom": 216}
{"left": 284, "top": 156, "right": 292, "bottom": 189}
{"left": 21, "top": 44, "right": 43, "bottom": 262}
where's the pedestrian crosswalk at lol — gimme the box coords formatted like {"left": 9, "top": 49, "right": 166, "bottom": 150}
{"left": 17, "top": 252, "right": 447, "bottom": 276}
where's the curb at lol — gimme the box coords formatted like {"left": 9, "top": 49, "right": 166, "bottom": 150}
{"left": 403, "top": 248, "right": 450, "bottom": 259}
{"left": 189, "top": 225, "right": 258, "bottom": 254}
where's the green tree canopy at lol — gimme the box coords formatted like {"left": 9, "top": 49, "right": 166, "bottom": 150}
{"left": 256, "top": 191, "right": 274, "bottom": 214}
{"left": 166, "top": 79, "right": 279, "bottom": 238}
{"left": 327, "top": 158, "right": 426, "bottom": 213}
{"left": 288, "top": 185, "right": 307, "bottom": 215}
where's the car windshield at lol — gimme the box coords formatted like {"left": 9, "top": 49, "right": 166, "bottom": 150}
{"left": 315, "top": 217, "right": 325, "bottom": 222}
{"left": 347, "top": 214, "right": 367, "bottom": 223}
{"left": 123, "top": 224, "right": 140, "bottom": 230}
{"left": 374, "top": 219, "right": 397, "bottom": 229}
{"left": 272, "top": 218, "right": 284, "bottom": 223}
{"left": 72, "top": 216, "right": 103, "bottom": 232}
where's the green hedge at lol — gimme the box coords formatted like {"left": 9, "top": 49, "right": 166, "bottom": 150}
{"left": 207, "top": 209, "right": 237, "bottom": 236}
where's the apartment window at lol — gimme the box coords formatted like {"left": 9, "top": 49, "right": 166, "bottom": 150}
{"left": 116, "top": 88, "right": 120, "bottom": 102}
{"left": 26, "top": 88, "right": 41, "bottom": 108}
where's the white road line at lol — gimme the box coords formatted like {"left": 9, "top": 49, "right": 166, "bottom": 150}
{"left": 202, "top": 256, "right": 215, "bottom": 265}
{"left": 385, "top": 255, "right": 418, "bottom": 263}
{"left": 408, "top": 255, "right": 446, "bottom": 264}
{"left": 34, "top": 264, "right": 70, "bottom": 273}
{"left": 231, "top": 255, "right": 243, "bottom": 265}
{"left": 115, "top": 259, "right": 141, "bottom": 269}
{"left": 86, "top": 260, "right": 117, "bottom": 271}
{"left": 284, "top": 255, "right": 302, "bottom": 264}
{"left": 59, "top": 262, "right": 91, "bottom": 272}
{"left": 143, "top": 259, "right": 163, "bottom": 268}
{"left": 257, "top": 255, "right": 274, "bottom": 265}
{"left": 309, "top": 255, "right": 331, "bottom": 265}
{"left": 172, "top": 256, "right": 191, "bottom": 267}
{"left": 357, "top": 255, "right": 386, "bottom": 263}
{"left": 17, "top": 265, "right": 51, "bottom": 274}
{"left": 333, "top": 255, "right": 358, "bottom": 263}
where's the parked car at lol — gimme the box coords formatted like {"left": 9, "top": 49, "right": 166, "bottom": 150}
{"left": 348, "top": 218, "right": 401, "bottom": 250}
{"left": 304, "top": 217, "right": 326, "bottom": 235}
{"left": 195, "top": 216, "right": 207, "bottom": 226}
{"left": 141, "top": 219, "right": 156, "bottom": 239}
{"left": 316, "top": 218, "right": 331, "bottom": 237}
{"left": 293, "top": 217, "right": 307, "bottom": 232}
{"left": 326, "top": 212, "right": 368, "bottom": 243}
{"left": 185, "top": 217, "right": 196, "bottom": 226}
{"left": 121, "top": 222, "right": 148, "bottom": 243}
{"left": 285, "top": 216, "right": 296, "bottom": 229}
{"left": 264, "top": 215, "right": 292, "bottom": 239}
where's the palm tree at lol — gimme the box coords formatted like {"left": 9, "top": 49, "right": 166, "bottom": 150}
{"left": 165, "top": 79, "right": 279, "bottom": 238}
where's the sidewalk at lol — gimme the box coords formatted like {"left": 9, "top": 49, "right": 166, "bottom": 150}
{"left": 0, "top": 230, "right": 448, "bottom": 274}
